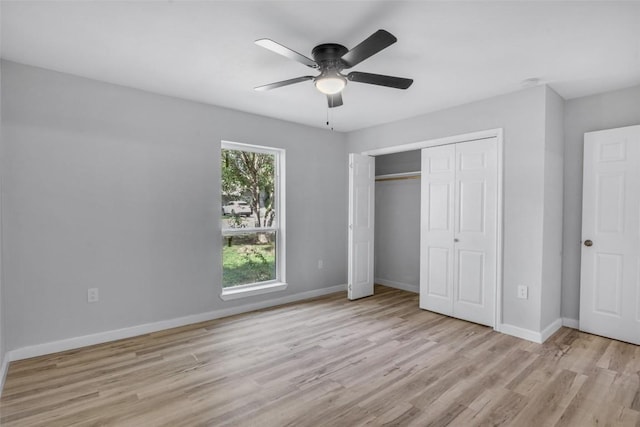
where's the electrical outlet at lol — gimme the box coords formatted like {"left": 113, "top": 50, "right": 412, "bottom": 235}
{"left": 517, "top": 285, "right": 528, "bottom": 299}
{"left": 318, "top": 259, "right": 324, "bottom": 269}
{"left": 88, "top": 288, "right": 99, "bottom": 303}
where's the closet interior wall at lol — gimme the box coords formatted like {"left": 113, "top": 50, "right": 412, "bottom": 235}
{"left": 374, "top": 150, "right": 421, "bottom": 293}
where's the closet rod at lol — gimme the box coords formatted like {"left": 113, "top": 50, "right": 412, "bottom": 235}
{"left": 375, "top": 171, "right": 421, "bottom": 182}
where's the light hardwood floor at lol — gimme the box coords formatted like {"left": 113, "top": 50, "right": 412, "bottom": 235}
{"left": 2, "top": 285, "right": 640, "bottom": 426}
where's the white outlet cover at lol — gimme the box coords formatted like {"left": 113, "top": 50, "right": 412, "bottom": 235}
{"left": 88, "top": 288, "right": 99, "bottom": 303}
{"left": 517, "top": 285, "right": 528, "bottom": 299}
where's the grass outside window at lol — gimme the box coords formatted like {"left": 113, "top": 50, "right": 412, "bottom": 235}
{"left": 222, "top": 232, "right": 276, "bottom": 288}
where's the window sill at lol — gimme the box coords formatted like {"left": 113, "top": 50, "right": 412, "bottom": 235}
{"left": 220, "top": 282, "right": 288, "bottom": 301}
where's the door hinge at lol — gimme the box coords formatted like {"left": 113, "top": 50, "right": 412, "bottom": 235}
{"left": 349, "top": 163, "right": 353, "bottom": 168}
{"left": 348, "top": 284, "right": 352, "bottom": 291}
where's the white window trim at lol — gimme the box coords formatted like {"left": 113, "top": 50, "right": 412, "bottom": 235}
{"left": 220, "top": 141, "right": 286, "bottom": 300}
{"left": 220, "top": 281, "right": 288, "bottom": 301}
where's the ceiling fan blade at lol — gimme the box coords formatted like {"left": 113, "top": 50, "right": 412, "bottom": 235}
{"left": 327, "top": 92, "right": 343, "bottom": 108}
{"left": 347, "top": 72, "right": 413, "bottom": 89}
{"left": 254, "top": 76, "right": 314, "bottom": 91}
{"left": 341, "top": 30, "right": 397, "bottom": 68}
{"left": 255, "top": 39, "right": 318, "bottom": 68}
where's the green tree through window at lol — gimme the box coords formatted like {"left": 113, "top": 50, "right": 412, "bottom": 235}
{"left": 222, "top": 149, "right": 275, "bottom": 227}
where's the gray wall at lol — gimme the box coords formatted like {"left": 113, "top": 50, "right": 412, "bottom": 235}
{"left": 0, "top": 3, "right": 5, "bottom": 380}
{"left": 561, "top": 85, "right": 640, "bottom": 322}
{"left": 348, "top": 85, "right": 558, "bottom": 333}
{"left": 1, "top": 61, "right": 348, "bottom": 351}
{"left": 374, "top": 177, "right": 420, "bottom": 291}
{"left": 540, "top": 86, "right": 564, "bottom": 329}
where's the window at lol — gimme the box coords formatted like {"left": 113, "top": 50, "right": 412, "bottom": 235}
{"left": 220, "top": 141, "right": 286, "bottom": 300}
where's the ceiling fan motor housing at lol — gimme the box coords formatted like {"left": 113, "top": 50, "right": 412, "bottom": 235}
{"left": 311, "top": 43, "right": 348, "bottom": 71}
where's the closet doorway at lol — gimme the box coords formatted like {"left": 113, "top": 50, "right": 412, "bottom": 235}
{"left": 374, "top": 151, "right": 421, "bottom": 294}
{"left": 347, "top": 129, "right": 504, "bottom": 329}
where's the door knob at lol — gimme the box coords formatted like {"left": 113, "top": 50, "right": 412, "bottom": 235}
{"left": 454, "top": 238, "right": 459, "bottom": 242}
{"left": 584, "top": 240, "right": 593, "bottom": 247}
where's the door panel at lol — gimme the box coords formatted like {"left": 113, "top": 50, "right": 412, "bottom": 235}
{"left": 428, "top": 154, "right": 453, "bottom": 173}
{"left": 428, "top": 183, "right": 452, "bottom": 230}
{"left": 355, "top": 187, "right": 371, "bottom": 227}
{"left": 459, "top": 181, "right": 485, "bottom": 233}
{"left": 427, "top": 247, "right": 450, "bottom": 298}
{"left": 460, "top": 151, "right": 486, "bottom": 170}
{"left": 348, "top": 153, "right": 375, "bottom": 300}
{"left": 580, "top": 125, "right": 640, "bottom": 344}
{"left": 593, "top": 253, "right": 622, "bottom": 316}
{"left": 595, "top": 174, "right": 625, "bottom": 233}
{"left": 457, "top": 250, "right": 485, "bottom": 305}
{"left": 354, "top": 242, "right": 371, "bottom": 282}
{"left": 599, "top": 140, "right": 626, "bottom": 161}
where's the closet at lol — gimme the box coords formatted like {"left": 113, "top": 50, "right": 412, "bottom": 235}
{"left": 348, "top": 130, "right": 502, "bottom": 328}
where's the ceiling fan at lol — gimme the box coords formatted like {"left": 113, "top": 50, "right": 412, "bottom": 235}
{"left": 254, "top": 29, "right": 413, "bottom": 108}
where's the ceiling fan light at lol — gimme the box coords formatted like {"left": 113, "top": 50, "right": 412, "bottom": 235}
{"left": 315, "top": 76, "right": 346, "bottom": 95}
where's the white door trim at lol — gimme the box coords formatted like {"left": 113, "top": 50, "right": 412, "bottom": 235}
{"left": 362, "top": 129, "right": 502, "bottom": 156}
{"left": 360, "top": 128, "right": 504, "bottom": 331}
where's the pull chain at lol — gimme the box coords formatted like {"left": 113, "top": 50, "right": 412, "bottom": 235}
{"left": 326, "top": 105, "right": 334, "bottom": 131}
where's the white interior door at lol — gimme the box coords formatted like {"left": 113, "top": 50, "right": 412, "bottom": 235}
{"left": 420, "top": 138, "right": 497, "bottom": 327}
{"left": 580, "top": 125, "right": 640, "bottom": 344}
{"left": 348, "top": 153, "right": 375, "bottom": 300}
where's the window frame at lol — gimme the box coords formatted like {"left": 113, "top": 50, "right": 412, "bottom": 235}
{"left": 220, "top": 141, "right": 286, "bottom": 300}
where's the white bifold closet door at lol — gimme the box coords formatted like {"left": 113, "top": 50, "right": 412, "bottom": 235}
{"left": 419, "top": 138, "right": 497, "bottom": 327}
{"left": 580, "top": 125, "right": 640, "bottom": 344}
{"left": 348, "top": 153, "right": 375, "bottom": 300}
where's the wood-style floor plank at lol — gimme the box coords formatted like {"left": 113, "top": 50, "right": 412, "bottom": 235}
{"left": 2, "top": 285, "right": 640, "bottom": 426}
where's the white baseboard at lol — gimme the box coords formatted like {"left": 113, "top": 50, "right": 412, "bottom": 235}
{"left": 540, "top": 318, "right": 563, "bottom": 342}
{"left": 7, "top": 284, "right": 347, "bottom": 362}
{"left": 562, "top": 317, "right": 579, "bottom": 329}
{"left": 497, "top": 323, "right": 543, "bottom": 343}
{"left": 0, "top": 353, "right": 9, "bottom": 398}
{"left": 497, "top": 318, "right": 563, "bottom": 344}
{"left": 375, "top": 278, "right": 419, "bottom": 294}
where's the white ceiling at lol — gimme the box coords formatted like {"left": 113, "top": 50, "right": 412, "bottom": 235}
{"left": 2, "top": 1, "right": 639, "bottom": 132}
